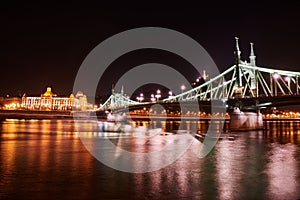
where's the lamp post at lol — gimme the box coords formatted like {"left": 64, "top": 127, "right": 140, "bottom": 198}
{"left": 180, "top": 85, "right": 186, "bottom": 94}
{"left": 150, "top": 94, "right": 156, "bottom": 102}
{"left": 273, "top": 73, "right": 280, "bottom": 96}
{"left": 284, "top": 76, "right": 291, "bottom": 92}
{"left": 136, "top": 93, "right": 144, "bottom": 102}
{"left": 168, "top": 91, "right": 173, "bottom": 98}
{"left": 155, "top": 89, "right": 161, "bottom": 102}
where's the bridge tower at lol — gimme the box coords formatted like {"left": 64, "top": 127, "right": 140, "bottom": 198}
{"left": 230, "top": 38, "right": 263, "bottom": 131}
{"left": 234, "top": 37, "right": 243, "bottom": 97}
{"left": 249, "top": 42, "right": 256, "bottom": 66}
{"left": 249, "top": 42, "right": 258, "bottom": 97}
{"left": 98, "top": 86, "right": 143, "bottom": 111}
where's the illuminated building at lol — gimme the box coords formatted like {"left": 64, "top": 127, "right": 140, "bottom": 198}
{"left": 0, "top": 97, "right": 22, "bottom": 110}
{"left": 21, "top": 87, "right": 94, "bottom": 111}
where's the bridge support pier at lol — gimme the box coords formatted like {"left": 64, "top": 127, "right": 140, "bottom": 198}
{"left": 229, "top": 107, "right": 263, "bottom": 131}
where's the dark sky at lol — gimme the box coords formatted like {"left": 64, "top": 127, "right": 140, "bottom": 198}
{"left": 1, "top": 2, "right": 300, "bottom": 98}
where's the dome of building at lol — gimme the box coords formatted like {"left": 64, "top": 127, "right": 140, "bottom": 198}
{"left": 75, "top": 91, "right": 84, "bottom": 98}
{"left": 41, "top": 87, "right": 56, "bottom": 97}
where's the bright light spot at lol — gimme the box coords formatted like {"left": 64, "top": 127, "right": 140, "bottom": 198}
{"left": 284, "top": 76, "right": 290, "bottom": 82}
{"left": 273, "top": 73, "right": 280, "bottom": 79}
{"left": 181, "top": 85, "right": 186, "bottom": 91}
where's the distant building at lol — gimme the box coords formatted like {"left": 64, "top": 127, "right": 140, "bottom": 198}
{"left": 21, "top": 87, "right": 94, "bottom": 111}
{"left": 0, "top": 97, "right": 22, "bottom": 110}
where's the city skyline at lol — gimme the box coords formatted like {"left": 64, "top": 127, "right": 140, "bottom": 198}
{"left": 1, "top": 2, "right": 300, "bottom": 97}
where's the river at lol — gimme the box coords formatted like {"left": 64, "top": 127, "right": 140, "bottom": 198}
{"left": 0, "top": 118, "right": 299, "bottom": 199}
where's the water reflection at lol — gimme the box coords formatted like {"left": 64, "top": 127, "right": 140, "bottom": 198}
{"left": 133, "top": 119, "right": 228, "bottom": 134}
{"left": 0, "top": 119, "right": 299, "bottom": 199}
{"left": 0, "top": 119, "right": 94, "bottom": 199}
{"left": 248, "top": 122, "right": 299, "bottom": 200}
{"left": 216, "top": 138, "right": 245, "bottom": 199}
{"left": 266, "top": 144, "right": 299, "bottom": 200}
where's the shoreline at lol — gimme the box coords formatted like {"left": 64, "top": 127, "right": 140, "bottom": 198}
{"left": 0, "top": 110, "right": 92, "bottom": 120}
{"left": 0, "top": 110, "right": 300, "bottom": 121}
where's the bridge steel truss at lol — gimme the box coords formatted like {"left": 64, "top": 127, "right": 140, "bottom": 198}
{"left": 99, "top": 38, "right": 300, "bottom": 110}
{"left": 98, "top": 88, "right": 143, "bottom": 111}
{"left": 163, "top": 64, "right": 300, "bottom": 103}
{"left": 99, "top": 65, "right": 300, "bottom": 110}
{"left": 163, "top": 37, "right": 300, "bottom": 103}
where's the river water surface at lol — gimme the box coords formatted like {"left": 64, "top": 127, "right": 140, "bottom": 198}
{"left": 0, "top": 119, "right": 299, "bottom": 199}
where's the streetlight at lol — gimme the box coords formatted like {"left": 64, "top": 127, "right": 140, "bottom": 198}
{"left": 180, "top": 85, "right": 186, "bottom": 94}
{"left": 140, "top": 93, "right": 144, "bottom": 101}
{"left": 168, "top": 91, "right": 173, "bottom": 98}
{"left": 284, "top": 76, "right": 291, "bottom": 92}
{"left": 273, "top": 73, "right": 280, "bottom": 96}
{"left": 155, "top": 89, "right": 161, "bottom": 101}
{"left": 150, "top": 94, "right": 156, "bottom": 102}
{"left": 136, "top": 93, "right": 144, "bottom": 102}
{"left": 273, "top": 73, "right": 280, "bottom": 79}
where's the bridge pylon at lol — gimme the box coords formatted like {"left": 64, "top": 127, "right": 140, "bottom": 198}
{"left": 98, "top": 87, "right": 143, "bottom": 111}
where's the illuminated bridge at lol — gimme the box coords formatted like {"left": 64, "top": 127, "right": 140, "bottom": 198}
{"left": 98, "top": 38, "right": 300, "bottom": 112}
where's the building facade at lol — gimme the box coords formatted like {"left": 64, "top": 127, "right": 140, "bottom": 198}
{"left": 21, "top": 87, "right": 94, "bottom": 111}
{"left": 0, "top": 97, "right": 22, "bottom": 110}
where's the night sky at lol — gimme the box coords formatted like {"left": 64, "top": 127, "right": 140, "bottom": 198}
{"left": 1, "top": 2, "right": 300, "bottom": 100}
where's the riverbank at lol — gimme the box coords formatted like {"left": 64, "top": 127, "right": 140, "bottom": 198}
{"left": 0, "top": 110, "right": 93, "bottom": 120}
{"left": 1, "top": 110, "right": 300, "bottom": 121}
